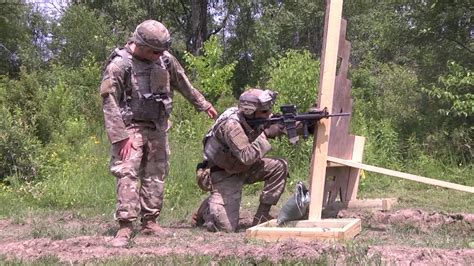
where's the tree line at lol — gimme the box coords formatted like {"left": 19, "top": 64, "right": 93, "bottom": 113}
{"left": 0, "top": 0, "right": 472, "bottom": 184}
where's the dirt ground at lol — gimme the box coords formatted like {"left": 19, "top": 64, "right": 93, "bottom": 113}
{"left": 0, "top": 208, "right": 473, "bottom": 264}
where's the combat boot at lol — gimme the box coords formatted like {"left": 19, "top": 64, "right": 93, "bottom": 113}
{"left": 252, "top": 203, "right": 275, "bottom": 226}
{"left": 110, "top": 221, "right": 133, "bottom": 248}
{"left": 140, "top": 216, "right": 171, "bottom": 237}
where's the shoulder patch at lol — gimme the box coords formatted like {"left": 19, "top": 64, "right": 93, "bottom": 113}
{"left": 224, "top": 119, "right": 250, "bottom": 151}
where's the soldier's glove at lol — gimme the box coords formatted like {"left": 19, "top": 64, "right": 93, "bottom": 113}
{"left": 264, "top": 124, "right": 286, "bottom": 139}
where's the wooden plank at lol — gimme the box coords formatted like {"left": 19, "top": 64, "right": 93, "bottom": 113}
{"left": 325, "top": 198, "right": 398, "bottom": 211}
{"left": 342, "top": 219, "right": 361, "bottom": 239}
{"left": 345, "top": 135, "right": 365, "bottom": 201}
{"left": 246, "top": 218, "right": 361, "bottom": 242}
{"left": 327, "top": 156, "right": 474, "bottom": 193}
{"left": 309, "top": 0, "right": 344, "bottom": 221}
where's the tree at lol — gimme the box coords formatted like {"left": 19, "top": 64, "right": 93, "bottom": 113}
{"left": 49, "top": 5, "right": 115, "bottom": 66}
{"left": 0, "top": 3, "right": 50, "bottom": 76}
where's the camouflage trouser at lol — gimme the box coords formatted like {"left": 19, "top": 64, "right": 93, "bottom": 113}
{"left": 202, "top": 158, "right": 288, "bottom": 232}
{"left": 109, "top": 126, "right": 170, "bottom": 222}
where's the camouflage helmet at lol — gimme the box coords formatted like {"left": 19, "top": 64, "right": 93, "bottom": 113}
{"left": 238, "top": 88, "right": 277, "bottom": 115}
{"left": 131, "top": 20, "right": 172, "bottom": 51}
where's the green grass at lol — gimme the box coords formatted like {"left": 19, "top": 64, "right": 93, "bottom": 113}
{"left": 0, "top": 101, "right": 473, "bottom": 264}
{"left": 0, "top": 255, "right": 62, "bottom": 266}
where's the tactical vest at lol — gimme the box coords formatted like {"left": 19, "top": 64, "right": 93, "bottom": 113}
{"left": 203, "top": 107, "right": 253, "bottom": 174}
{"left": 107, "top": 48, "right": 173, "bottom": 123}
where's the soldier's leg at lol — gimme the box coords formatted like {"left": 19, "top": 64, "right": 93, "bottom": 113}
{"left": 109, "top": 127, "right": 144, "bottom": 247}
{"left": 139, "top": 128, "right": 170, "bottom": 235}
{"left": 245, "top": 158, "right": 288, "bottom": 225}
{"left": 205, "top": 171, "right": 244, "bottom": 232}
{"left": 110, "top": 127, "right": 144, "bottom": 222}
{"left": 139, "top": 128, "right": 168, "bottom": 217}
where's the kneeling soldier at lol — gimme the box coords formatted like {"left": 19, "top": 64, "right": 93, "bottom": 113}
{"left": 193, "top": 88, "right": 289, "bottom": 232}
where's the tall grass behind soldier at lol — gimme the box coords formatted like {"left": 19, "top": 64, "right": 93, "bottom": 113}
{"left": 100, "top": 20, "right": 217, "bottom": 247}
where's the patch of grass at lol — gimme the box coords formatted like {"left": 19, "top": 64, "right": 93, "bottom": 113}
{"left": 358, "top": 173, "right": 474, "bottom": 213}
{"left": 0, "top": 254, "right": 61, "bottom": 266}
{"left": 385, "top": 221, "right": 473, "bottom": 249}
{"left": 345, "top": 241, "right": 382, "bottom": 265}
{"left": 357, "top": 216, "right": 473, "bottom": 249}
{"left": 90, "top": 254, "right": 337, "bottom": 265}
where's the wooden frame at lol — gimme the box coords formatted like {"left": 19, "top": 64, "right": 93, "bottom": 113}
{"left": 247, "top": 0, "right": 361, "bottom": 242}
{"left": 246, "top": 219, "right": 361, "bottom": 242}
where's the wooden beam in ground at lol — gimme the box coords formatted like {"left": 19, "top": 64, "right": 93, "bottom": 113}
{"left": 325, "top": 198, "right": 398, "bottom": 211}
{"left": 308, "top": 0, "right": 344, "bottom": 221}
{"left": 327, "top": 156, "right": 474, "bottom": 193}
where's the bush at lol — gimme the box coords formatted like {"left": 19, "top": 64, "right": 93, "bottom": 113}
{"left": 183, "top": 35, "right": 237, "bottom": 103}
{"left": 421, "top": 61, "right": 473, "bottom": 164}
{"left": 0, "top": 106, "right": 43, "bottom": 181}
{"left": 264, "top": 49, "right": 320, "bottom": 111}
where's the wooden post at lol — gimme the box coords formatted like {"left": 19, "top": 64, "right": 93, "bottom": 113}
{"left": 246, "top": 0, "right": 362, "bottom": 241}
{"left": 308, "top": 0, "right": 344, "bottom": 221}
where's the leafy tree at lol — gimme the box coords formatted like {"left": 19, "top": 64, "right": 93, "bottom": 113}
{"left": 223, "top": 1, "right": 325, "bottom": 93}
{"left": 264, "top": 50, "right": 320, "bottom": 111}
{"left": 50, "top": 5, "right": 115, "bottom": 66}
{"left": 423, "top": 61, "right": 473, "bottom": 118}
{"left": 421, "top": 61, "right": 473, "bottom": 163}
{"left": 400, "top": 0, "right": 472, "bottom": 82}
{"left": 80, "top": 0, "right": 232, "bottom": 56}
{"left": 0, "top": 3, "right": 50, "bottom": 76}
{"left": 183, "top": 35, "right": 236, "bottom": 103}
{"left": 345, "top": 2, "right": 412, "bottom": 67}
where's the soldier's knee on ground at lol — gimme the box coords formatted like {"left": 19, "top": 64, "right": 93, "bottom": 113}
{"left": 208, "top": 201, "right": 236, "bottom": 232}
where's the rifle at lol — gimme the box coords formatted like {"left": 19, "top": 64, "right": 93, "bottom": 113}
{"left": 247, "top": 104, "right": 350, "bottom": 144}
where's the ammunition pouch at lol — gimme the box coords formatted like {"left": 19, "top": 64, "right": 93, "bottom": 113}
{"left": 127, "top": 93, "right": 172, "bottom": 122}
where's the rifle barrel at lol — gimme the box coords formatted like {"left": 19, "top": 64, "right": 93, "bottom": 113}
{"left": 247, "top": 112, "right": 350, "bottom": 125}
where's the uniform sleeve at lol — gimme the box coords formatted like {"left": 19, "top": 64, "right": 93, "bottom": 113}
{"left": 218, "top": 119, "right": 272, "bottom": 165}
{"left": 165, "top": 52, "right": 212, "bottom": 112}
{"left": 100, "top": 60, "right": 129, "bottom": 144}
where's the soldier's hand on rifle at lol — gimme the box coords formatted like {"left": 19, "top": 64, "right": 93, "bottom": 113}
{"left": 264, "top": 124, "right": 286, "bottom": 139}
{"left": 206, "top": 105, "right": 218, "bottom": 120}
{"left": 306, "top": 105, "right": 322, "bottom": 134}
{"left": 307, "top": 105, "right": 323, "bottom": 114}
{"left": 118, "top": 137, "right": 134, "bottom": 161}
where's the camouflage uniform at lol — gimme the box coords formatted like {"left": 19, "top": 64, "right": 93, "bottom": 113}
{"left": 199, "top": 106, "right": 288, "bottom": 232}
{"left": 101, "top": 45, "right": 212, "bottom": 223}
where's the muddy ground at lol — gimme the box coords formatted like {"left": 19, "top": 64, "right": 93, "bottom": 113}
{"left": 0, "top": 208, "right": 472, "bottom": 264}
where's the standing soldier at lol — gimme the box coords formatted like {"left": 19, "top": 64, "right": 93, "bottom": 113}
{"left": 193, "top": 88, "right": 289, "bottom": 232}
{"left": 100, "top": 20, "right": 217, "bottom": 247}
